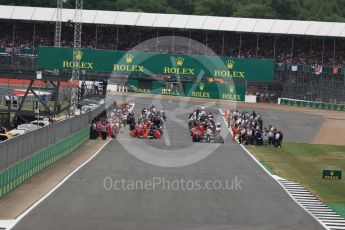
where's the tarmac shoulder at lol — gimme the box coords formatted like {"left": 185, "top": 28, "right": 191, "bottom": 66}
{"left": 0, "top": 138, "right": 108, "bottom": 219}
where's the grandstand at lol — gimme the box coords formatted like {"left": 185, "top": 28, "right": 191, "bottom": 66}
{"left": 0, "top": 5, "right": 345, "bottom": 104}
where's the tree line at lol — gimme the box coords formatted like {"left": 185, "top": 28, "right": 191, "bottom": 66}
{"left": 1, "top": 0, "right": 345, "bottom": 22}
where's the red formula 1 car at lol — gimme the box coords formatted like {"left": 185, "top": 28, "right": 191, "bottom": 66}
{"left": 130, "top": 123, "right": 162, "bottom": 139}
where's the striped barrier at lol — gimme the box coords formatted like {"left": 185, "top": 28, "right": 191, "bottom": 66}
{"left": 0, "top": 127, "right": 89, "bottom": 199}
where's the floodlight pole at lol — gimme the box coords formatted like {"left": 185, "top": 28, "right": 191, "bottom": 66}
{"left": 53, "top": 0, "right": 63, "bottom": 75}
{"left": 71, "top": 0, "right": 83, "bottom": 115}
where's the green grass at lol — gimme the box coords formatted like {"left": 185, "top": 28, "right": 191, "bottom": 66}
{"left": 247, "top": 143, "right": 345, "bottom": 218}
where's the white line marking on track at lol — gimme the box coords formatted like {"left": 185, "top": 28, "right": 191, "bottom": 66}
{"left": 162, "top": 122, "right": 171, "bottom": 146}
{"left": 4, "top": 139, "right": 112, "bottom": 230}
{"left": 0, "top": 220, "right": 16, "bottom": 230}
{"left": 323, "top": 220, "right": 345, "bottom": 223}
{"left": 218, "top": 108, "right": 345, "bottom": 230}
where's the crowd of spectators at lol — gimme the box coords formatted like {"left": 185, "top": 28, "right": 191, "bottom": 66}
{"left": 1, "top": 20, "right": 345, "bottom": 67}
{"left": 226, "top": 109, "right": 283, "bottom": 148}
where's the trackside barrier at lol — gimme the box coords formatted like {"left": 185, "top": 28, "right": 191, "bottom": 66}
{"left": 0, "top": 127, "right": 89, "bottom": 199}
{"left": 279, "top": 98, "right": 345, "bottom": 111}
{"left": 0, "top": 98, "right": 115, "bottom": 170}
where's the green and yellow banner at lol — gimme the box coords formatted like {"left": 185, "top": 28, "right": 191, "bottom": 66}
{"left": 38, "top": 46, "right": 274, "bottom": 81}
{"left": 127, "top": 79, "right": 246, "bottom": 101}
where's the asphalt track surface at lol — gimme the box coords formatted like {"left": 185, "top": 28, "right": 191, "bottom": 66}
{"left": 12, "top": 97, "right": 324, "bottom": 230}
{"left": 236, "top": 106, "right": 323, "bottom": 143}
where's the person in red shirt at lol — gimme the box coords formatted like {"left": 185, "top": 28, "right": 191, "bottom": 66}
{"left": 199, "top": 125, "right": 205, "bottom": 138}
{"left": 154, "top": 129, "right": 161, "bottom": 139}
{"left": 191, "top": 126, "right": 197, "bottom": 136}
{"left": 192, "top": 127, "right": 201, "bottom": 142}
{"left": 143, "top": 123, "right": 149, "bottom": 139}
{"left": 137, "top": 124, "right": 143, "bottom": 138}
{"left": 232, "top": 123, "right": 237, "bottom": 141}
{"left": 224, "top": 109, "right": 229, "bottom": 122}
{"left": 107, "top": 122, "right": 112, "bottom": 137}
{"left": 130, "top": 129, "right": 136, "bottom": 137}
{"left": 97, "top": 120, "right": 103, "bottom": 137}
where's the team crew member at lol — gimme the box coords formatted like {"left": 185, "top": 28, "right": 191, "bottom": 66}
{"left": 188, "top": 107, "right": 224, "bottom": 143}
{"left": 90, "top": 120, "right": 98, "bottom": 139}
{"left": 90, "top": 102, "right": 130, "bottom": 140}
{"left": 128, "top": 105, "right": 164, "bottom": 139}
{"left": 228, "top": 109, "right": 284, "bottom": 148}
{"left": 93, "top": 81, "right": 99, "bottom": 95}
{"left": 100, "top": 122, "right": 108, "bottom": 140}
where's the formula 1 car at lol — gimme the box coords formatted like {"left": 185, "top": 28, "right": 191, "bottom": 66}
{"left": 130, "top": 123, "right": 162, "bottom": 139}
{"left": 128, "top": 105, "right": 165, "bottom": 139}
{"left": 189, "top": 107, "right": 224, "bottom": 144}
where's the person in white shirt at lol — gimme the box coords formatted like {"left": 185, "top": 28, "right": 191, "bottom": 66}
{"left": 268, "top": 131, "right": 274, "bottom": 145}
{"left": 12, "top": 94, "right": 18, "bottom": 107}
{"left": 93, "top": 81, "right": 99, "bottom": 95}
{"left": 5, "top": 94, "right": 10, "bottom": 106}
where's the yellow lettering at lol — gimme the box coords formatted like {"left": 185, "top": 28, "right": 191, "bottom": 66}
{"left": 62, "top": 61, "right": 69, "bottom": 68}
{"left": 163, "top": 67, "right": 194, "bottom": 75}
{"left": 214, "top": 70, "right": 246, "bottom": 78}
{"left": 222, "top": 94, "right": 242, "bottom": 101}
{"left": 164, "top": 67, "right": 170, "bottom": 73}
{"left": 113, "top": 64, "right": 144, "bottom": 72}
{"left": 62, "top": 61, "right": 93, "bottom": 69}
{"left": 192, "top": 92, "right": 210, "bottom": 98}
{"left": 233, "top": 71, "right": 238, "bottom": 77}
{"left": 138, "top": 66, "right": 144, "bottom": 72}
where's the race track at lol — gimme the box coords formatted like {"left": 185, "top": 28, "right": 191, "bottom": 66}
{"left": 11, "top": 97, "right": 324, "bottom": 230}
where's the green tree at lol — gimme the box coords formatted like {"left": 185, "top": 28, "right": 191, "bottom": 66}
{"left": 234, "top": 3, "right": 278, "bottom": 19}
{"left": 194, "top": 0, "right": 235, "bottom": 16}
{"left": 1, "top": 0, "right": 345, "bottom": 22}
{"left": 270, "top": 0, "right": 300, "bottom": 19}
{"left": 167, "top": 0, "right": 195, "bottom": 15}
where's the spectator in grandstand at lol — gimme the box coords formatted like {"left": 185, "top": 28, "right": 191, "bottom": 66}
{"left": 2, "top": 21, "right": 345, "bottom": 104}
{"left": 2, "top": 21, "right": 345, "bottom": 67}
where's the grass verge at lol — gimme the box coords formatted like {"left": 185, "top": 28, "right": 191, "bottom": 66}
{"left": 246, "top": 143, "right": 345, "bottom": 218}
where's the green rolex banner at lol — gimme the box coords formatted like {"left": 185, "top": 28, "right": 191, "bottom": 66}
{"left": 37, "top": 46, "right": 274, "bottom": 81}
{"left": 322, "top": 170, "right": 342, "bottom": 180}
{"left": 183, "top": 82, "right": 246, "bottom": 101}
{"left": 127, "top": 79, "right": 246, "bottom": 101}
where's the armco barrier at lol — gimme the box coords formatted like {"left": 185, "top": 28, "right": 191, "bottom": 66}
{"left": 0, "top": 127, "right": 89, "bottom": 199}
{"left": 0, "top": 97, "right": 115, "bottom": 171}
